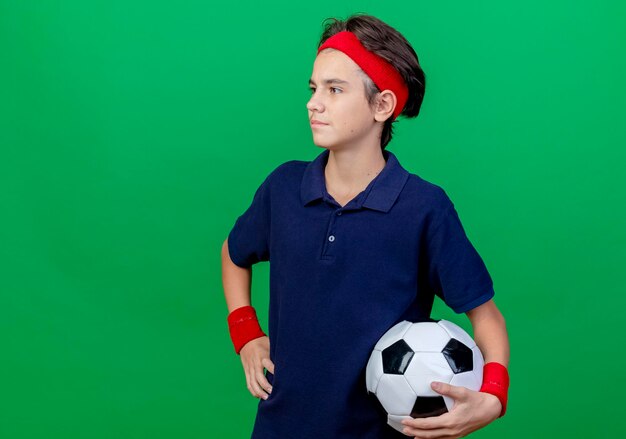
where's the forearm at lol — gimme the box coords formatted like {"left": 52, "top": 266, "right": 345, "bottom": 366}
{"left": 466, "top": 299, "right": 510, "bottom": 367}
{"left": 221, "top": 239, "right": 253, "bottom": 313}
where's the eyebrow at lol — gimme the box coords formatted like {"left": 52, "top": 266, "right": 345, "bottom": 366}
{"left": 308, "top": 78, "right": 350, "bottom": 86}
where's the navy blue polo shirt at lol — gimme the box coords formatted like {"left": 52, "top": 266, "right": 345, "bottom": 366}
{"left": 227, "top": 148, "right": 495, "bottom": 439}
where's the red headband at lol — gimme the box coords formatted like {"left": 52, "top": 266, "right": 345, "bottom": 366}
{"left": 317, "top": 31, "right": 408, "bottom": 120}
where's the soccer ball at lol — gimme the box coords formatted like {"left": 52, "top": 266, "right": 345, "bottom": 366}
{"left": 365, "top": 319, "right": 484, "bottom": 433}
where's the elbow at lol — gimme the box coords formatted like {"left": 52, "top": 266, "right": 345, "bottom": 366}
{"left": 495, "top": 304, "right": 507, "bottom": 326}
{"left": 491, "top": 304, "right": 507, "bottom": 328}
{"left": 222, "top": 238, "right": 244, "bottom": 269}
{"left": 497, "top": 312, "right": 507, "bottom": 331}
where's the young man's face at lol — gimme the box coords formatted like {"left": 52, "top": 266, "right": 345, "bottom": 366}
{"left": 307, "top": 48, "right": 380, "bottom": 151}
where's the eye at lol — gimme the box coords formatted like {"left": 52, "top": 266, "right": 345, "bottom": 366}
{"left": 308, "top": 86, "right": 342, "bottom": 95}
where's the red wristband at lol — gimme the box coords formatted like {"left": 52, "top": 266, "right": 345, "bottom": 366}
{"left": 227, "top": 305, "right": 267, "bottom": 355}
{"left": 479, "top": 362, "right": 509, "bottom": 417}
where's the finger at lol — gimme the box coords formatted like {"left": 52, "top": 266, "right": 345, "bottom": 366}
{"left": 248, "top": 361, "right": 269, "bottom": 399}
{"left": 244, "top": 363, "right": 255, "bottom": 397}
{"left": 402, "top": 425, "right": 456, "bottom": 438}
{"left": 256, "top": 365, "right": 273, "bottom": 394}
{"left": 250, "top": 369, "right": 269, "bottom": 400}
{"left": 262, "top": 357, "right": 275, "bottom": 375}
{"left": 431, "top": 381, "right": 466, "bottom": 400}
{"left": 402, "top": 412, "right": 454, "bottom": 430}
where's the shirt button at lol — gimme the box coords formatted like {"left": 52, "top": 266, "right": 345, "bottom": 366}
{"left": 328, "top": 235, "right": 335, "bottom": 242}
{"left": 337, "top": 211, "right": 342, "bottom": 216}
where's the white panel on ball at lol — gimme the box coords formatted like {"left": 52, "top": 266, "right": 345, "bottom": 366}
{"left": 403, "top": 322, "right": 450, "bottom": 352}
{"left": 404, "top": 352, "right": 455, "bottom": 396}
{"left": 374, "top": 320, "right": 412, "bottom": 351}
{"left": 449, "top": 370, "right": 481, "bottom": 390}
{"left": 376, "top": 374, "right": 416, "bottom": 415}
{"left": 365, "top": 350, "right": 384, "bottom": 394}
{"left": 437, "top": 320, "right": 476, "bottom": 349}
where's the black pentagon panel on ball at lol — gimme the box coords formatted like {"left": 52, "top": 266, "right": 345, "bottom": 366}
{"left": 410, "top": 396, "right": 448, "bottom": 418}
{"left": 442, "top": 338, "right": 473, "bottom": 373}
{"left": 382, "top": 339, "right": 414, "bottom": 374}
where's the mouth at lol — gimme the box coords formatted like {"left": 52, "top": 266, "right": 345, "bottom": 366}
{"left": 310, "top": 120, "right": 329, "bottom": 126}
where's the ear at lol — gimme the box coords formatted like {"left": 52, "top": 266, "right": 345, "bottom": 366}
{"left": 373, "top": 90, "right": 397, "bottom": 123}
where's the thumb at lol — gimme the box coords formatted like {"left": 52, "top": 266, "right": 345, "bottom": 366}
{"left": 431, "top": 381, "right": 464, "bottom": 399}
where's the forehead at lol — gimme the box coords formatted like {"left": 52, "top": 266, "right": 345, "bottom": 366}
{"left": 309, "top": 49, "right": 362, "bottom": 84}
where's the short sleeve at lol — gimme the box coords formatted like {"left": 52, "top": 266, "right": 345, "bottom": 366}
{"left": 227, "top": 174, "right": 272, "bottom": 268}
{"left": 425, "top": 205, "right": 495, "bottom": 313}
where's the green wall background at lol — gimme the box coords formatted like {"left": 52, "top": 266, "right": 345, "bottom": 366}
{"left": 2, "top": 0, "right": 625, "bottom": 437}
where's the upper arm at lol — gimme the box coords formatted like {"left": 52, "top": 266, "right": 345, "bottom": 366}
{"left": 424, "top": 203, "right": 495, "bottom": 314}
{"left": 227, "top": 174, "right": 272, "bottom": 268}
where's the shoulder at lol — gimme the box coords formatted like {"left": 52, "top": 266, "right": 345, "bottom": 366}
{"left": 402, "top": 172, "right": 455, "bottom": 214}
{"left": 245, "top": 160, "right": 308, "bottom": 201}
{"left": 270, "top": 159, "right": 308, "bottom": 177}
{"left": 264, "top": 159, "right": 309, "bottom": 186}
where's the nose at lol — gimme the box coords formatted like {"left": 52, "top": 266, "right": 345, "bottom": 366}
{"left": 306, "top": 93, "right": 324, "bottom": 113}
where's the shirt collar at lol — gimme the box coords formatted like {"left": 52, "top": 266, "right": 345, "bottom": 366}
{"left": 300, "top": 148, "right": 410, "bottom": 213}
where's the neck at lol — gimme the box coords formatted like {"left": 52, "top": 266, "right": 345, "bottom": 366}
{"left": 324, "top": 146, "right": 387, "bottom": 196}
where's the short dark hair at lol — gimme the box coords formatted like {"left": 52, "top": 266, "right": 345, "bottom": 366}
{"left": 317, "top": 14, "right": 426, "bottom": 150}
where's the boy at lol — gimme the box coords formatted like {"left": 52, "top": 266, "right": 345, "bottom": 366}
{"left": 221, "top": 14, "right": 510, "bottom": 439}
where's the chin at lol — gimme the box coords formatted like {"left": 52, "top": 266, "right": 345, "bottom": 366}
{"left": 314, "top": 143, "right": 338, "bottom": 152}
{"left": 311, "top": 138, "right": 331, "bottom": 149}
{"left": 312, "top": 135, "right": 339, "bottom": 149}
